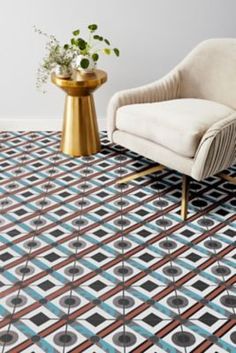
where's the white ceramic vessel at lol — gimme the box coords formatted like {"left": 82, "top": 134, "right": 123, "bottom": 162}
{"left": 74, "top": 55, "right": 96, "bottom": 73}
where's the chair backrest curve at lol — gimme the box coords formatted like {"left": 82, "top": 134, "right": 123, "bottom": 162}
{"left": 178, "top": 38, "right": 236, "bottom": 110}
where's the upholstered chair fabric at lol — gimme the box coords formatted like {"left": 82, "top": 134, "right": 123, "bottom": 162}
{"left": 179, "top": 39, "right": 236, "bottom": 109}
{"left": 107, "top": 38, "right": 236, "bottom": 181}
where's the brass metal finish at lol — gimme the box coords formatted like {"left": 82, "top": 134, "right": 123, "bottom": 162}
{"left": 52, "top": 69, "right": 107, "bottom": 157}
{"left": 117, "top": 165, "right": 191, "bottom": 220}
{"left": 218, "top": 172, "right": 236, "bottom": 184}
{"left": 116, "top": 165, "right": 165, "bottom": 184}
{"left": 116, "top": 163, "right": 235, "bottom": 222}
{"left": 181, "top": 175, "right": 190, "bottom": 221}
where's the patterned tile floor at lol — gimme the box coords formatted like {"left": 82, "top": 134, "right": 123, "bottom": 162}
{"left": 0, "top": 131, "right": 235, "bottom": 353}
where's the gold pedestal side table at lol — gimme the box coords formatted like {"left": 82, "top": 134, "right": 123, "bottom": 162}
{"left": 52, "top": 69, "right": 107, "bottom": 157}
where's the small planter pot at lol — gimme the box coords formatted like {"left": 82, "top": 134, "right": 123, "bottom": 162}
{"left": 73, "top": 55, "right": 96, "bottom": 73}
{"left": 53, "top": 65, "right": 72, "bottom": 78}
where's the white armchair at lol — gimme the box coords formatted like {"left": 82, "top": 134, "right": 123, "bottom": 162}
{"left": 107, "top": 38, "right": 236, "bottom": 219}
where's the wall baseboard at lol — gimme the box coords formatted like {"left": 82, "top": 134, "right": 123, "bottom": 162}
{"left": 0, "top": 117, "right": 106, "bottom": 131}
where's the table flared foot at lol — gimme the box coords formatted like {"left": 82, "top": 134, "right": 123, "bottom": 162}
{"left": 61, "top": 94, "right": 101, "bottom": 157}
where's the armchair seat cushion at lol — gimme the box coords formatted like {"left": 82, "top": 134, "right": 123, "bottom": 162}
{"left": 116, "top": 98, "right": 234, "bottom": 158}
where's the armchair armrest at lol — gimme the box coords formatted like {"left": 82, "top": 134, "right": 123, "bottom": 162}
{"left": 107, "top": 70, "right": 180, "bottom": 141}
{"left": 192, "top": 113, "right": 236, "bottom": 181}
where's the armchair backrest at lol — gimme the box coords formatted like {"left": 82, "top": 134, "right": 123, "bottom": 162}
{"left": 179, "top": 38, "right": 236, "bottom": 109}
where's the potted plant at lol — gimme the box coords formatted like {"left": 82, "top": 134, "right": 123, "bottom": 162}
{"left": 66, "top": 24, "right": 120, "bottom": 73}
{"left": 35, "top": 24, "right": 120, "bottom": 92}
{"left": 35, "top": 27, "right": 75, "bottom": 92}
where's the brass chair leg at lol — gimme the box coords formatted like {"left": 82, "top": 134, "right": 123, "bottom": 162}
{"left": 218, "top": 172, "right": 236, "bottom": 184}
{"left": 115, "top": 165, "right": 165, "bottom": 184}
{"left": 181, "top": 175, "right": 190, "bottom": 220}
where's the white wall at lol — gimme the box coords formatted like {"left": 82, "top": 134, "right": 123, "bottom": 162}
{"left": 0, "top": 0, "right": 235, "bottom": 122}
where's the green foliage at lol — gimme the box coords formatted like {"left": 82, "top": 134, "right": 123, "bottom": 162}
{"left": 103, "top": 48, "right": 111, "bottom": 55}
{"left": 71, "top": 38, "right": 76, "bottom": 45}
{"left": 66, "top": 24, "right": 120, "bottom": 64}
{"left": 93, "top": 35, "right": 103, "bottom": 41}
{"left": 80, "top": 58, "right": 90, "bottom": 69}
{"left": 34, "top": 24, "right": 120, "bottom": 92}
{"left": 34, "top": 26, "right": 74, "bottom": 93}
{"left": 113, "top": 48, "right": 120, "bottom": 57}
{"left": 73, "top": 29, "right": 80, "bottom": 36}
{"left": 77, "top": 38, "right": 87, "bottom": 50}
{"left": 88, "top": 24, "right": 98, "bottom": 32}
{"left": 92, "top": 53, "right": 99, "bottom": 61}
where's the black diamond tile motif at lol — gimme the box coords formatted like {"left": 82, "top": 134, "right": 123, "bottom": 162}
{"left": 7, "top": 230, "right": 21, "bottom": 237}
{"left": 98, "top": 162, "right": 110, "bottom": 168}
{"left": 30, "top": 312, "right": 50, "bottom": 326}
{"left": 58, "top": 192, "right": 71, "bottom": 198}
{"left": 134, "top": 192, "right": 147, "bottom": 198}
{"left": 199, "top": 312, "right": 218, "bottom": 326}
{"left": 62, "top": 176, "right": 74, "bottom": 182}
{"left": 96, "top": 191, "right": 109, "bottom": 198}
{"left": 65, "top": 162, "right": 77, "bottom": 168}
{"left": 93, "top": 230, "right": 108, "bottom": 237}
{"left": 1, "top": 162, "right": 10, "bottom": 167}
{"left": 216, "top": 209, "right": 229, "bottom": 216}
{"left": 186, "top": 253, "right": 202, "bottom": 262}
{"left": 132, "top": 162, "right": 144, "bottom": 168}
{"left": 38, "top": 280, "right": 55, "bottom": 291}
{"left": 50, "top": 230, "right": 64, "bottom": 237}
{"left": 27, "top": 176, "right": 39, "bottom": 182}
{"left": 86, "top": 313, "right": 106, "bottom": 327}
{"left": 95, "top": 209, "right": 109, "bottom": 217}
{"left": 224, "top": 229, "right": 235, "bottom": 237}
{"left": 139, "top": 253, "right": 155, "bottom": 262}
{"left": 91, "top": 253, "right": 107, "bottom": 262}
{"left": 14, "top": 209, "right": 28, "bottom": 216}
{"left": 89, "top": 280, "right": 106, "bottom": 291}
{"left": 209, "top": 191, "right": 222, "bottom": 198}
{"left": 141, "top": 280, "right": 158, "bottom": 292}
{"left": 0, "top": 253, "right": 13, "bottom": 262}
{"left": 137, "top": 230, "right": 152, "bottom": 238}
{"left": 135, "top": 209, "right": 149, "bottom": 217}
{"left": 21, "top": 192, "right": 33, "bottom": 198}
{"left": 169, "top": 176, "right": 179, "bottom": 182}
{"left": 98, "top": 176, "right": 109, "bottom": 182}
{"left": 181, "top": 230, "right": 195, "bottom": 237}
{"left": 44, "top": 253, "right": 60, "bottom": 262}
{"left": 192, "top": 280, "right": 209, "bottom": 291}
{"left": 54, "top": 209, "right": 68, "bottom": 216}
{"left": 143, "top": 313, "right": 161, "bottom": 327}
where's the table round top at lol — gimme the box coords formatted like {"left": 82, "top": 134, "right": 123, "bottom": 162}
{"left": 51, "top": 69, "right": 107, "bottom": 90}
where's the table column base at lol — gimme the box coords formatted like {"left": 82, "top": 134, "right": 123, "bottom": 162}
{"left": 61, "top": 94, "right": 101, "bottom": 157}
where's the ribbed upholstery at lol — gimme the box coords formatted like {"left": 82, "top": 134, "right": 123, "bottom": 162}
{"left": 107, "top": 70, "right": 180, "bottom": 141}
{"left": 192, "top": 114, "right": 236, "bottom": 180}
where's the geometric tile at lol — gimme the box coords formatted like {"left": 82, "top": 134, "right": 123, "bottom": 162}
{"left": 192, "top": 280, "right": 210, "bottom": 291}
{"left": 142, "top": 313, "right": 162, "bottom": 326}
{"left": 140, "top": 280, "right": 159, "bottom": 292}
{"left": 30, "top": 312, "right": 50, "bottom": 326}
{"left": 38, "top": 280, "right": 56, "bottom": 291}
{"left": 86, "top": 313, "right": 106, "bottom": 326}
{"left": 198, "top": 312, "right": 219, "bottom": 326}
{"left": 0, "top": 131, "right": 235, "bottom": 352}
